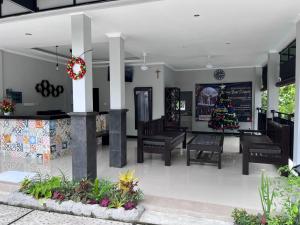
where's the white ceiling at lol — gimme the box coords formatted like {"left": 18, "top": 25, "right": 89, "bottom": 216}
{"left": 0, "top": 0, "right": 299, "bottom": 70}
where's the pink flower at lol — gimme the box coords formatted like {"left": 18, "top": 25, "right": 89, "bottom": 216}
{"left": 261, "top": 214, "right": 267, "bottom": 224}
{"left": 52, "top": 191, "right": 65, "bottom": 201}
{"left": 123, "top": 201, "right": 136, "bottom": 210}
{"left": 99, "top": 198, "right": 110, "bottom": 207}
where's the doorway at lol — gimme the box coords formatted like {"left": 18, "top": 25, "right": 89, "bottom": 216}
{"left": 180, "top": 91, "right": 193, "bottom": 131}
{"left": 93, "top": 88, "right": 100, "bottom": 112}
{"left": 134, "top": 87, "right": 153, "bottom": 129}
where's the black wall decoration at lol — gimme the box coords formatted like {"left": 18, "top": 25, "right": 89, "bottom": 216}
{"left": 165, "top": 87, "right": 181, "bottom": 127}
{"left": 35, "top": 80, "right": 64, "bottom": 98}
{"left": 195, "top": 82, "right": 252, "bottom": 122}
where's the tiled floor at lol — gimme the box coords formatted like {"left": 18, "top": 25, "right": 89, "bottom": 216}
{"left": 0, "top": 136, "right": 278, "bottom": 212}
{"left": 0, "top": 204, "right": 233, "bottom": 225}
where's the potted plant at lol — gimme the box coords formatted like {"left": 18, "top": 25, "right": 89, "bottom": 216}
{"left": 0, "top": 99, "right": 15, "bottom": 116}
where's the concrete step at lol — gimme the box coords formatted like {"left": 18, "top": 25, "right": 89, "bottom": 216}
{"left": 0, "top": 181, "right": 19, "bottom": 203}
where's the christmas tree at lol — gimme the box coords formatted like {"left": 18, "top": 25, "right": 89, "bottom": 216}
{"left": 208, "top": 85, "right": 239, "bottom": 130}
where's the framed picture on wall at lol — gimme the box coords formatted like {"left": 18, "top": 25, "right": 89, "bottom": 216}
{"left": 195, "top": 82, "right": 252, "bottom": 122}
{"left": 6, "top": 89, "right": 22, "bottom": 103}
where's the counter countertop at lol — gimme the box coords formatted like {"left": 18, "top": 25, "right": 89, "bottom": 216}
{"left": 0, "top": 114, "right": 70, "bottom": 120}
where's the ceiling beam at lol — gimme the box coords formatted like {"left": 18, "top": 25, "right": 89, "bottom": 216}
{"left": 0, "top": 0, "right": 2, "bottom": 17}
{"left": 1, "top": 0, "right": 117, "bottom": 18}
{"left": 9, "top": 0, "right": 38, "bottom": 12}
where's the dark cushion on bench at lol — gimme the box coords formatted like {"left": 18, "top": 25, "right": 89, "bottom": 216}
{"left": 143, "top": 132, "right": 185, "bottom": 147}
{"left": 242, "top": 135, "right": 272, "bottom": 144}
{"left": 190, "top": 134, "right": 222, "bottom": 146}
{"left": 249, "top": 144, "right": 281, "bottom": 155}
{"left": 143, "top": 140, "right": 165, "bottom": 146}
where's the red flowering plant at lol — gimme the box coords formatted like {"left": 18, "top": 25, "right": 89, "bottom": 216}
{"left": 19, "top": 171, "right": 144, "bottom": 210}
{"left": 0, "top": 99, "right": 15, "bottom": 113}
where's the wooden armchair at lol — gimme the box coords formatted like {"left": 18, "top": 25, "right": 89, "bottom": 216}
{"left": 240, "top": 120, "right": 290, "bottom": 175}
{"left": 137, "top": 116, "right": 187, "bottom": 166}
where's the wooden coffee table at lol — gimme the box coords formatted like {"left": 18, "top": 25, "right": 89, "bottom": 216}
{"left": 187, "top": 133, "right": 224, "bottom": 169}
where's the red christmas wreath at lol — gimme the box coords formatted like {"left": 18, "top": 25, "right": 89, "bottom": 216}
{"left": 67, "top": 57, "right": 87, "bottom": 80}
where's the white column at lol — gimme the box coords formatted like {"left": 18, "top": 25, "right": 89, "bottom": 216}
{"left": 294, "top": 20, "right": 300, "bottom": 166}
{"left": 71, "top": 13, "right": 93, "bottom": 112}
{"left": 267, "top": 51, "right": 280, "bottom": 118}
{"left": 70, "top": 13, "right": 97, "bottom": 180}
{"left": 0, "top": 50, "right": 4, "bottom": 99}
{"left": 107, "top": 33, "right": 125, "bottom": 109}
{"left": 254, "top": 66, "right": 263, "bottom": 129}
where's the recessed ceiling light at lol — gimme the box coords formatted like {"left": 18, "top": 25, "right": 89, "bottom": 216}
{"left": 194, "top": 14, "right": 200, "bottom": 17}
{"left": 25, "top": 33, "right": 32, "bottom": 36}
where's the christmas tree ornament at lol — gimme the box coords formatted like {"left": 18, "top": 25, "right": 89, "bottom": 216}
{"left": 208, "top": 87, "right": 239, "bottom": 130}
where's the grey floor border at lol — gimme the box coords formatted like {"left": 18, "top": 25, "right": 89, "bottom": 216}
{"left": 7, "top": 209, "right": 35, "bottom": 225}
{"left": 0, "top": 201, "right": 159, "bottom": 225}
{"left": 0, "top": 202, "right": 130, "bottom": 224}
{"left": 133, "top": 223, "right": 157, "bottom": 225}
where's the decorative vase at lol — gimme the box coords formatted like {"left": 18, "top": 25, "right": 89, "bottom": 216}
{"left": 4, "top": 112, "right": 11, "bottom": 116}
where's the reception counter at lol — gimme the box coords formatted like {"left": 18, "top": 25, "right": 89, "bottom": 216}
{"left": 0, "top": 113, "right": 108, "bottom": 161}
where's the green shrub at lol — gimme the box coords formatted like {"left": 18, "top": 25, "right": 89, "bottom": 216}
{"left": 20, "top": 175, "right": 61, "bottom": 199}
{"left": 89, "top": 178, "right": 115, "bottom": 201}
{"left": 232, "top": 167, "right": 300, "bottom": 225}
{"left": 232, "top": 209, "right": 261, "bottom": 225}
{"left": 259, "top": 172, "right": 275, "bottom": 220}
{"left": 19, "top": 170, "right": 144, "bottom": 210}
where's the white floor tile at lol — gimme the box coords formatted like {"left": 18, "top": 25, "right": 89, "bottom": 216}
{"left": 0, "top": 136, "right": 278, "bottom": 211}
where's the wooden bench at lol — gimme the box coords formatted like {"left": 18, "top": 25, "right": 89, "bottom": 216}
{"left": 137, "top": 116, "right": 187, "bottom": 166}
{"left": 187, "top": 133, "right": 224, "bottom": 169}
{"left": 240, "top": 120, "right": 290, "bottom": 175}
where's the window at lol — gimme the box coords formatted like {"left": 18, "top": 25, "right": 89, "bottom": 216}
{"left": 279, "top": 84, "right": 295, "bottom": 114}
{"left": 180, "top": 100, "right": 186, "bottom": 111}
{"left": 261, "top": 90, "right": 267, "bottom": 109}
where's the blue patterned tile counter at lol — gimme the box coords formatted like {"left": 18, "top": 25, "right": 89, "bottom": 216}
{"left": 0, "top": 114, "right": 108, "bottom": 161}
{"left": 0, "top": 118, "right": 71, "bottom": 161}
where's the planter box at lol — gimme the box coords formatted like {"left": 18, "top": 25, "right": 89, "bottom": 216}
{"left": 6, "top": 192, "right": 144, "bottom": 222}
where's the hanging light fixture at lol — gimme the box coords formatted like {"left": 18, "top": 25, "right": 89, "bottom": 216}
{"left": 55, "top": 46, "right": 59, "bottom": 71}
{"left": 140, "top": 52, "right": 149, "bottom": 71}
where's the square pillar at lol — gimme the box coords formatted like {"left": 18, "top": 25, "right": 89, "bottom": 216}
{"left": 107, "top": 33, "right": 127, "bottom": 168}
{"left": 0, "top": 50, "right": 4, "bottom": 99}
{"left": 294, "top": 20, "right": 300, "bottom": 166}
{"left": 69, "top": 112, "right": 97, "bottom": 180}
{"left": 267, "top": 51, "right": 280, "bottom": 118}
{"left": 69, "top": 13, "right": 96, "bottom": 180}
{"left": 109, "top": 109, "right": 127, "bottom": 167}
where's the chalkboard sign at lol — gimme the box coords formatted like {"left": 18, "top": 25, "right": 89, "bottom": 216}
{"left": 195, "top": 82, "right": 252, "bottom": 122}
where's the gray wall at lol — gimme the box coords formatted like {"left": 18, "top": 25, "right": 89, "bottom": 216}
{"left": 164, "top": 65, "right": 175, "bottom": 87}
{"left": 125, "top": 65, "right": 165, "bottom": 136}
{"left": 93, "top": 65, "right": 261, "bottom": 134}
{"left": 1, "top": 51, "right": 261, "bottom": 134}
{"left": 93, "top": 65, "right": 165, "bottom": 136}
{"left": 174, "top": 67, "right": 260, "bottom": 132}
{"left": 2, "top": 51, "right": 72, "bottom": 115}
{"left": 93, "top": 67, "right": 110, "bottom": 112}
